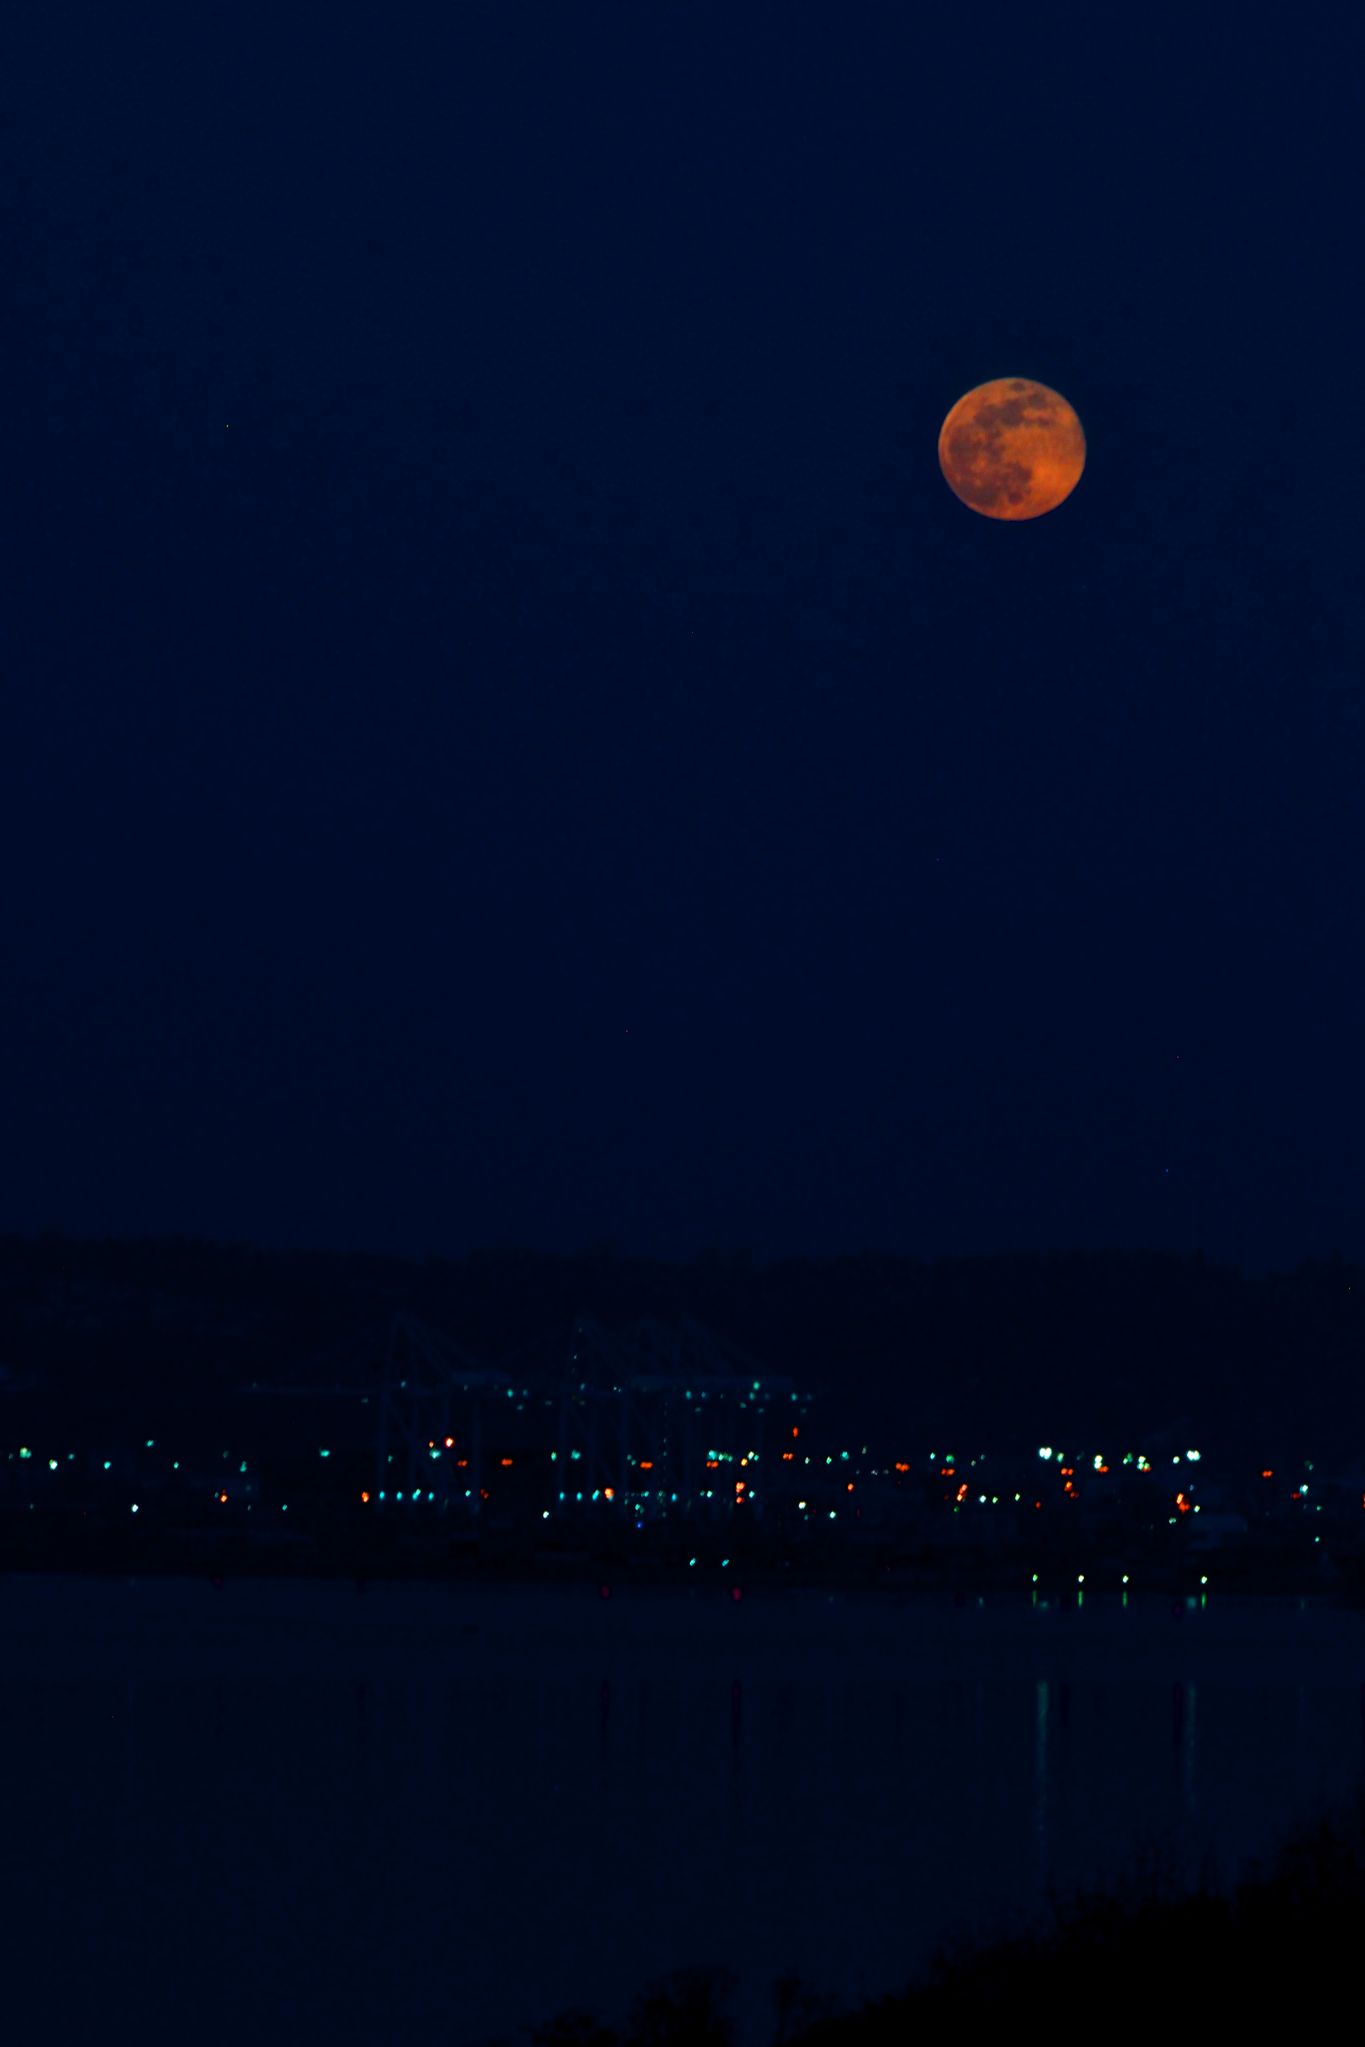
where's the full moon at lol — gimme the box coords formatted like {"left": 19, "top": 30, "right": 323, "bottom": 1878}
{"left": 938, "top": 377, "right": 1085, "bottom": 520}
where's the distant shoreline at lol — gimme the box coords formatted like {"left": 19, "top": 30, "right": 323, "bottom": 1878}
{"left": 1, "top": 1523, "right": 1358, "bottom": 1607}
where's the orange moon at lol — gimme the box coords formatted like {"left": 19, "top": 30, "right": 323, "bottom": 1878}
{"left": 938, "top": 377, "right": 1085, "bottom": 520}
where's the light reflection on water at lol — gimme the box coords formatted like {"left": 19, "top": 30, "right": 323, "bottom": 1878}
{"left": 4, "top": 1576, "right": 1365, "bottom": 2044}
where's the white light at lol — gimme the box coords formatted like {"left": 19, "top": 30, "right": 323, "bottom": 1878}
{"left": 1186, "top": 1449, "right": 1201, "bottom": 1462}
{"left": 1038, "top": 1446, "right": 1053, "bottom": 1461}
{"left": 131, "top": 1503, "right": 139, "bottom": 1513}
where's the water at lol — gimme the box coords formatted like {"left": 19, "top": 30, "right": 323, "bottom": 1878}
{"left": 6, "top": 1574, "right": 1365, "bottom": 2043}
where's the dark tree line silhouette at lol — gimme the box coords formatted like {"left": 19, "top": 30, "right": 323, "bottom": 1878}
{"left": 497, "top": 1793, "right": 1365, "bottom": 2045}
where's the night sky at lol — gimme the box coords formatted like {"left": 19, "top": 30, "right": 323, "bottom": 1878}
{"left": 7, "top": 5, "right": 1363, "bottom": 1268}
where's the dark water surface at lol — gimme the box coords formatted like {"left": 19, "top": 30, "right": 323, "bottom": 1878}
{"left": 8, "top": 1574, "right": 1365, "bottom": 2043}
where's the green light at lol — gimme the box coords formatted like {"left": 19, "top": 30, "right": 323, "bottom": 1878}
{"left": 103, "top": 1460, "right": 111, "bottom": 1471}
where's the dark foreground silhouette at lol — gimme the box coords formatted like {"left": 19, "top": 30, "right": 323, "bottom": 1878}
{"left": 495, "top": 1791, "right": 1365, "bottom": 2045}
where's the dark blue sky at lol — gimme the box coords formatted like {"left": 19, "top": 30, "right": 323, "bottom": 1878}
{"left": 6, "top": 4, "right": 1363, "bottom": 1266}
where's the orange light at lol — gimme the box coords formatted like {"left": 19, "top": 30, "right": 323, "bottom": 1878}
{"left": 456, "top": 1458, "right": 468, "bottom": 1468}
{"left": 791, "top": 1428, "right": 799, "bottom": 1439}
{"left": 706, "top": 1458, "right": 719, "bottom": 1468}
{"left": 360, "top": 1490, "right": 371, "bottom": 1504}
{"left": 218, "top": 1491, "right": 228, "bottom": 1503}
{"left": 955, "top": 1482, "right": 968, "bottom": 1502}
{"left": 1059, "top": 1467, "right": 1074, "bottom": 1477}
{"left": 1175, "top": 1492, "right": 1191, "bottom": 1514}
{"left": 499, "top": 1457, "right": 514, "bottom": 1467}
{"left": 444, "top": 1437, "right": 454, "bottom": 1449}
{"left": 479, "top": 1487, "right": 490, "bottom": 1500}
{"left": 639, "top": 1460, "right": 654, "bottom": 1471}
{"left": 847, "top": 1482, "right": 856, "bottom": 1493}
{"left": 1261, "top": 1469, "right": 1274, "bottom": 1479}
{"left": 781, "top": 1452, "right": 794, "bottom": 1462}
{"left": 603, "top": 1487, "right": 615, "bottom": 1501}
{"left": 1096, "top": 1463, "right": 1110, "bottom": 1475}
{"left": 894, "top": 1462, "right": 910, "bottom": 1473}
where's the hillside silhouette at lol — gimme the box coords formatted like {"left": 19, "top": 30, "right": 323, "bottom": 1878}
{"left": 3, "top": 1232, "right": 1363, "bottom": 1454}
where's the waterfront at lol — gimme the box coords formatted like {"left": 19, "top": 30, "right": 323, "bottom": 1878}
{"left": 8, "top": 1575, "right": 1365, "bottom": 2043}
